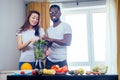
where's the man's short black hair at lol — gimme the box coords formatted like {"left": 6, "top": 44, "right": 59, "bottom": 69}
{"left": 50, "top": 4, "right": 61, "bottom": 11}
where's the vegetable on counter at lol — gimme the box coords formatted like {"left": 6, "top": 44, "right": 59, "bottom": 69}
{"left": 51, "top": 65, "right": 68, "bottom": 73}
{"left": 43, "top": 68, "right": 56, "bottom": 75}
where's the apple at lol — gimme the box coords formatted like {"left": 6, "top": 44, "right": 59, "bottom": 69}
{"left": 32, "top": 70, "right": 37, "bottom": 75}
{"left": 78, "top": 68, "right": 85, "bottom": 75}
{"left": 92, "top": 66, "right": 99, "bottom": 72}
{"left": 20, "top": 71, "right": 25, "bottom": 74}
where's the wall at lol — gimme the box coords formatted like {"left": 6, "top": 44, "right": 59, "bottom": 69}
{"left": 61, "top": 0, "right": 106, "bottom": 8}
{"left": 0, "top": 0, "right": 26, "bottom": 70}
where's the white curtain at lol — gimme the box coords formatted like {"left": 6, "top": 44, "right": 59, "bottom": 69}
{"left": 106, "top": 0, "right": 117, "bottom": 74}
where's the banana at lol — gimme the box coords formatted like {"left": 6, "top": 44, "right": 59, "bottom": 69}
{"left": 43, "top": 68, "right": 56, "bottom": 75}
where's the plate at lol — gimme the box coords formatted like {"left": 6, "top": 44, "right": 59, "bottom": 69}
{"left": 11, "top": 70, "right": 32, "bottom": 76}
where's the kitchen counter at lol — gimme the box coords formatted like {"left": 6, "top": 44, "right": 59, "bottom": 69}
{"left": 7, "top": 74, "right": 118, "bottom": 80}
{"left": 0, "top": 70, "right": 18, "bottom": 80}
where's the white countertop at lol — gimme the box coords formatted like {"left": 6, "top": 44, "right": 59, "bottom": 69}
{"left": 0, "top": 70, "right": 18, "bottom": 80}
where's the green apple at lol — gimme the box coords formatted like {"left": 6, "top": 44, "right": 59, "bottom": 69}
{"left": 78, "top": 68, "right": 85, "bottom": 75}
{"left": 92, "top": 66, "right": 99, "bottom": 72}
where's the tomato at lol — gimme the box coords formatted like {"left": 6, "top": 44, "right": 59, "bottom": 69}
{"left": 61, "top": 65, "right": 68, "bottom": 73}
{"left": 32, "top": 70, "right": 36, "bottom": 75}
{"left": 56, "top": 68, "right": 62, "bottom": 73}
{"left": 51, "top": 65, "right": 68, "bottom": 73}
{"left": 51, "top": 65, "right": 59, "bottom": 70}
{"left": 20, "top": 71, "right": 25, "bottom": 74}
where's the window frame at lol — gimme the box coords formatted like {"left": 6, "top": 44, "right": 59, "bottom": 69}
{"left": 62, "top": 6, "right": 107, "bottom": 70}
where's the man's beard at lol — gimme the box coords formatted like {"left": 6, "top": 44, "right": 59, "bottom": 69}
{"left": 52, "top": 18, "right": 59, "bottom": 22}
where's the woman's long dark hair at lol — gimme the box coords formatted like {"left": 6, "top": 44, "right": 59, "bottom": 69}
{"left": 18, "top": 10, "right": 40, "bottom": 36}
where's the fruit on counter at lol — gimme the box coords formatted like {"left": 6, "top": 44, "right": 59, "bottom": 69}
{"left": 43, "top": 68, "right": 56, "bottom": 75}
{"left": 92, "top": 64, "right": 108, "bottom": 74}
{"left": 38, "top": 69, "right": 43, "bottom": 75}
{"left": 74, "top": 69, "right": 79, "bottom": 75}
{"left": 51, "top": 65, "right": 59, "bottom": 70}
{"left": 86, "top": 71, "right": 92, "bottom": 75}
{"left": 104, "top": 66, "right": 108, "bottom": 74}
{"left": 32, "top": 70, "right": 37, "bottom": 75}
{"left": 92, "top": 71, "right": 101, "bottom": 75}
{"left": 68, "top": 70, "right": 74, "bottom": 74}
{"left": 33, "top": 69, "right": 43, "bottom": 75}
{"left": 92, "top": 66, "right": 99, "bottom": 72}
{"left": 78, "top": 68, "right": 85, "bottom": 75}
{"left": 98, "top": 65, "right": 108, "bottom": 74}
{"left": 68, "top": 68, "right": 85, "bottom": 75}
{"left": 51, "top": 65, "right": 68, "bottom": 73}
{"left": 61, "top": 65, "right": 68, "bottom": 73}
{"left": 72, "top": 68, "right": 85, "bottom": 75}
{"left": 20, "top": 62, "right": 33, "bottom": 70}
{"left": 55, "top": 68, "right": 62, "bottom": 73}
{"left": 20, "top": 71, "right": 25, "bottom": 74}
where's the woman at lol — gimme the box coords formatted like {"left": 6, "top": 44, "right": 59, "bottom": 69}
{"left": 16, "top": 10, "right": 45, "bottom": 70}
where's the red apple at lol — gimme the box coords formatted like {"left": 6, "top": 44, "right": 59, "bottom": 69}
{"left": 32, "top": 70, "right": 37, "bottom": 75}
{"left": 20, "top": 71, "right": 25, "bottom": 74}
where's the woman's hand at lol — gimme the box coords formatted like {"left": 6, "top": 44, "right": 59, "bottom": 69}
{"left": 30, "top": 37, "right": 37, "bottom": 43}
{"left": 17, "top": 36, "right": 38, "bottom": 50}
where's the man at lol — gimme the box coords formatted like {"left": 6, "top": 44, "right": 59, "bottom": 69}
{"left": 43, "top": 4, "right": 72, "bottom": 69}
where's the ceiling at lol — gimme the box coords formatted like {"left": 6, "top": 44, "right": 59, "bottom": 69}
{"left": 25, "top": 0, "right": 104, "bottom": 4}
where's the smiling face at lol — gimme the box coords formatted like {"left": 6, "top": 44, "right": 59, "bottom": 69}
{"left": 50, "top": 7, "right": 61, "bottom": 22}
{"left": 29, "top": 13, "right": 39, "bottom": 26}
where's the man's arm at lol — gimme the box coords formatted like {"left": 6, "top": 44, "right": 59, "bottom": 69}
{"left": 43, "top": 34, "right": 72, "bottom": 46}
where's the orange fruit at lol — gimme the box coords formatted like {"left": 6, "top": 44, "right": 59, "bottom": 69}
{"left": 20, "top": 62, "right": 33, "bottom": 70}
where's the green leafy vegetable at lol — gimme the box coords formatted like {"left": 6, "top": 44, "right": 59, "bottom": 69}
{"left": 34, "top": 39, "right": 50, "bottom": 59}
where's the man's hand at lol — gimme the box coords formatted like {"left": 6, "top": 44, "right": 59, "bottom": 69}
{"left": 42, "top": 36, "right": 53, "bottom": 42}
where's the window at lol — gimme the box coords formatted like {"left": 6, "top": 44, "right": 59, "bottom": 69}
{"left": 62, "top": 7, "right": 108, "bottom": 71}
{"left": 50, "top": 0, "right": 117, "bottom": 74}
{"left": 92, "top": 12, "right": 106, "bottom": 62}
